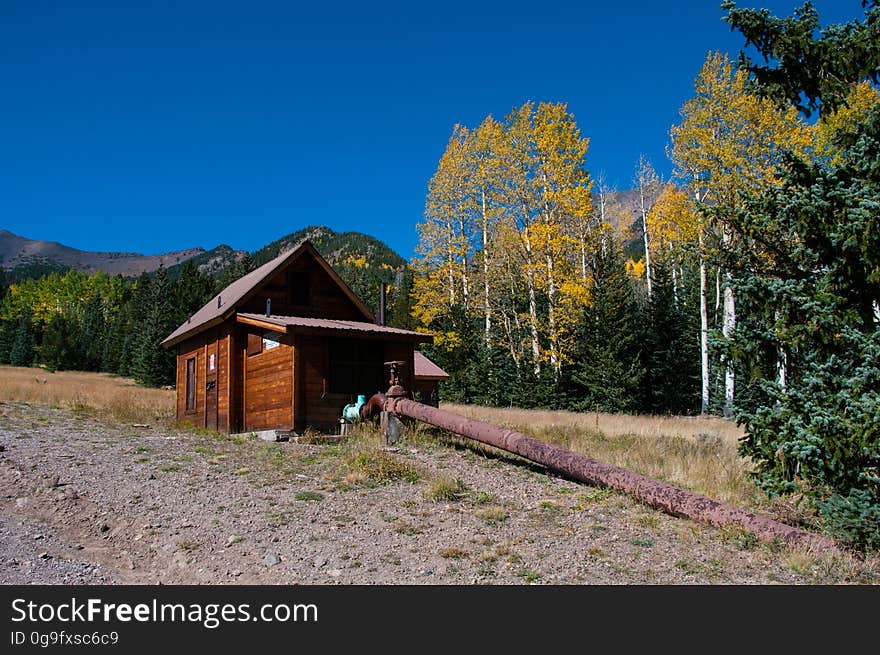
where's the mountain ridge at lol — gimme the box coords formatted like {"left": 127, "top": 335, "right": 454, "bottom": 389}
{"left": 0, "top": 229, "right": 208, "bottom": 278}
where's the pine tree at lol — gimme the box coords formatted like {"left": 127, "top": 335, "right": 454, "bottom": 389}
{"left": 80, "top": 294, "right": 106, "bottom": 371}
{"left": 568, "top": 241, "right": 643, "bottom": 413}
{"left": 643, "top": 259, "right": 700, "bottom": 414}
{"left": 9, "top": 310, "right": 36, "bottom": 367}
{"left": 132, "top": 269, "right": 176, "bottom": 386}
{"left": 175, "top": 261, "right": 214, "bottom": 323}
{"left": 41, "top": 313, "right": 80, "bottom": 371}
{"left": 0, "top": 320, "right": 13, "bottom": 365}
{"left": 722, "top": 0, "right": 880, "bottom": 546}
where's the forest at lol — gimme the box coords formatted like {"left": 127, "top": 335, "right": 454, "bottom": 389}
{"left": 0, "top": 2, "right": 877, "bottom": 545}
{"left": 412, "top": 2, "right": 880, "bottom": 545}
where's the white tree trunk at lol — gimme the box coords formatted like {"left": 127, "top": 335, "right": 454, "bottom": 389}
{"left": 670, "top": 244, "right": 679, "bottom": 304}
{"left": 541, "top": 168, "right": 559, "bottom": 376}
{"left": 722, "top": 280, "right": 735, "bottom": 417}
{"left": 636, "top": 158, "right": 657, "bottom": 299}
{"left": 546, "top": 249, "right": 559, "bottom": 374}
{"left": 777, "top": 346, "right": 787, "bottom": 390}
{"left": 458, "top": 217, "right": 469, "bottom": 311}
{"left": 481, "top": 189, "right": 491, "bottom": 348}
{"left": 775, "top": 309, "right": 787, "bottom": 389}
{"left": 699, "top": 231, "right": 710, "bottom": 415}
{"left": 642, "top": 212, "right": 652, "bottom": 298}
{"left": 521, "top": 209, "right": 541, "bottom": 375}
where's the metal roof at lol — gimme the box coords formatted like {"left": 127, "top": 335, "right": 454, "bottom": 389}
{"left": 414, "top": 350, "right": 449, "bottom": 380}
{"left": 237, "top": 313, "right": 433, "bottom": 341}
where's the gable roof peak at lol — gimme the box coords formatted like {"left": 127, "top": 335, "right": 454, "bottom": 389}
{"left": 161, "top": 238, "right": 372, "bottom": 348}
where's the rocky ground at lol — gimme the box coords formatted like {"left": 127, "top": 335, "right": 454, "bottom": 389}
{"left": 0, "top": 400, "right": 873, "bottom": 585}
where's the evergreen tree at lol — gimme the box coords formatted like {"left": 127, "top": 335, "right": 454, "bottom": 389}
{"left": 80, "top": 294, "right": 106, "bottom": 371}
{"left": 132, "top": 268, "right": 177, "bottom": 386}
{"left": 41, "top": 313, "right": 81, "bottom": 371}
{"left": 642, "top": 259, "right": 700, "bottom": 414}
{"left": 722, "top": 0, "right": 880, "bottom": 117}
{"left": 722, "top": 0, "right": 880, "bottom": 546}
{"left": 175, "top": 261, "right": 214, "bottom": 324}
{"left": 0, "top": 269, "right": 10, "bottom": 364}
{"left": 0, "top": 320, "right": 12, "bottom": 365}
{"left": 9, "top": 310, "right": 36, "bottom": 367}
{"left": 724, "top": 108, "right": 880, "bottom": 547}
{"left": 568, "top": 241, "right": 643, "bottom": 413}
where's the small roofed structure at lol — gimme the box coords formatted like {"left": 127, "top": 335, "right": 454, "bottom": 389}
{"left": 413, "top": 350, "right": 449, "bottom": 407}
{"left": 162, "top": 240, "right": 432, "bottom": 435}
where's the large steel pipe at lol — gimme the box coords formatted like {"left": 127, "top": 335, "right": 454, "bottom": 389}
{"left": 384, "top": 396, "right": 835, "bottom": 553}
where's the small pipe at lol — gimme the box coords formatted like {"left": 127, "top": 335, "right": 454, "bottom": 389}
{"left": 384, "top": 397, "right": 836, "bottom": 553}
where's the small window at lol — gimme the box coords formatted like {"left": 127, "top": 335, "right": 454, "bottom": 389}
{"left": 288, "top": 271, "right": 310, "bottom": 306}
{"left": 328, "top": 339, "right": 384, "bottom": 395}
{"left": 247, "top": 332, "right": 262, "bottom": 356}
{"left": 262, "top": 330, "right": 283, "bottom": 351}
{"left": 185, "top": 357, "right": 196, "bottom": 411}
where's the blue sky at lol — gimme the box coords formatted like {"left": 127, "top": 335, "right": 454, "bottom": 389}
{"left": 0, "top": 1, "right": 866, "bottom": 260}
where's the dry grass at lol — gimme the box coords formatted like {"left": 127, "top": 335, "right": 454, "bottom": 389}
{"left": 424, "top": 474, "right": 467, "bottom": 502}
{"left": 442, "top": 402, "right": 757, "bottom": 509}
{"left": 442, "top": 403, "right": 745, "bottom": 443}
{"left": 0, "top": 365, "right": 174, "bottom": 424}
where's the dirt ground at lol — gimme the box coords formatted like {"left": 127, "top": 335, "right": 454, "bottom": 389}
{"left": 0, "top": 400, "right": 874, "bottom": 585}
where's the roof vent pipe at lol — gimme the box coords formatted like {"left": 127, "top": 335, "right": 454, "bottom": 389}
{"left": 377, "top": 283, "right": 387, "bottom": 326}
{"left": 266, "top": 298, "right": 271, "bottom": 317}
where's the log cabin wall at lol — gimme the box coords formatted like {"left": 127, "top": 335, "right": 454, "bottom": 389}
{"left": 216, "top": 323, "right": 232, "bottom": 433}
{"left": 230, "top": 325, "right": 245, "bottom": 433}
{"left": 243, "top": 326, "right": 294, "bottom": 432}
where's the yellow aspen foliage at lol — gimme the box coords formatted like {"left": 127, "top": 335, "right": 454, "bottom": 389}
{"left": 814, "top": 81, "right": 880, "bottom": 165}
{"left": 670, "top": 52, "right": 810, "bottom": 207}
{"left": 647, "top": 184, "right": 699, "bottom": 254}
{"left": 342, "top": 254, "right": 370, "bottom": 269}
{"left": 625, "top": 258, "right": 646, "bottom": 281}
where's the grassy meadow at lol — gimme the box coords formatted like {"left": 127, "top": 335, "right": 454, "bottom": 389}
{"left": 442, "top": 403, "right": 758, "bottom": 510}
{"left": 0, "top": 365, "right": 175, "bottom": 424}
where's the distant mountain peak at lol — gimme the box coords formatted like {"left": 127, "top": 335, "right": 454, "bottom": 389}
{"left": 0, "top": 229, "right": 206, "bottom": 277}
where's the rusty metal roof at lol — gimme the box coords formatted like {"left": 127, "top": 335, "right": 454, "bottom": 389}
{"left": 237, "top": 313, "right": 433, "bottom": 341}
{"left": 414, "top": 351, "right": 449, "bottom": 380}
{"left": 162, "top": 240, "right": 373, "bottom": 348}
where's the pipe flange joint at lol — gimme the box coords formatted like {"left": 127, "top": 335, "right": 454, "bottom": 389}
{"left": 386, "top": 385, "right": 407, "bottom": 399}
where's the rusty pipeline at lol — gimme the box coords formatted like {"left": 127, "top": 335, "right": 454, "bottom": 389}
{"left": 360, "top": 392, "right": 387, "bottom": 421}
{"left": 382, "top": 396, "right": 835, "bottom": 553}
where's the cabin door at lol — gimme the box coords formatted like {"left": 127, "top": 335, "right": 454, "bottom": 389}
{"left": 205, "top": 339, "right": 219, "bottom": 431}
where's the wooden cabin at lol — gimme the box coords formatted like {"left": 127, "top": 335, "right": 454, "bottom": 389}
{"left": 161, "top": 240, "right": 432, "bottom": 434}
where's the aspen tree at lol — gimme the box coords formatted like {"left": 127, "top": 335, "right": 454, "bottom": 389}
{"left": 670, "top": 52, "right": 808, "bottom": 415}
